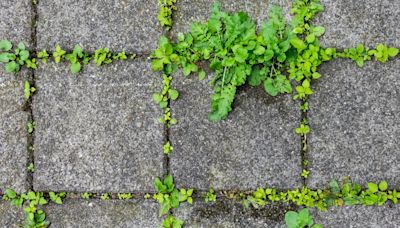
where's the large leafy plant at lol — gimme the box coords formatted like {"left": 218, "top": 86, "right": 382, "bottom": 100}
{"left": 151, "top": 2, "right": 324, "bottom": 121}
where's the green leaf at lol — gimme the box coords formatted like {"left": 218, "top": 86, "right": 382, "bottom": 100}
{"left": 232, "top": 45, "right": 249, "bottom": 63}
{"left": 290, "top": 37, "right": 307, "bottom": 51}
{"left": 5, "top": 189, "right": 17, "bottom": 198}
{"left": 0, "top": 53, "right": 11, "bottom": 62}
{"left": 248, "top": 65, "right": 266, "bottom": 86}
{"left": 306, "top": 33, "right": 315, "bottom": 43}
{"left": 330, "top": 180, "right": 340, "bottom": 194}
{"left": 152, "top": 93, "right": 163, "bottom": 103}
{"left": 388, "top": 47, "right": 399, "bottom": 57}
{"left": 154, "top": 178, "right": 166, "bottom": 193}
{"left": 379, "top": 181, "right": 388, "bottom": 191}
{"left": 151, "top": 59, "right": 164, "bottom": 71}
{"left": 368, "top": 182, "right": 379, "bottom": 193}
{"left": 198, "top": 70, "right": 206, "bottom": 80}
{"left": 264, "top": 78, "right": 278, "bottom": 96}
{"left": 164, "top": 174, "right": 174, "bottom": 189}
{"left": 254, "top": 45, "right": 265, "bottom": 55}
{"left": 70, "top": 62, "right": 81, "bottom": 74}
{"left": 0, "top": 40, "right": 12, "bottom": 51}
{"left": 17, "top": 42, "right": 25, "bottom": 50}
{"left": 24, "top": 81, "right": 31, "bottom": 99}
{"left": 5, "top": 61, "right": 19, "bottom": 73}
{"left": 168, "top": 89, "right": 179, "bottom": 100}
{"left": 313, "top": 26, "right": 326, "bottom": 37}
{"left": 284, "top": 211, "right": 298, "bottom": 228}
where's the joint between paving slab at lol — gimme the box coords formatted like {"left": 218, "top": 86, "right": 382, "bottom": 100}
{"left": 26, "top": 0, "right": 39, "bottom": 191}
{"left": 300, "top": 100, "right": 308, "bottom": 187}
{"left": 162, "top": 23, "right": 173, "bottom": 179}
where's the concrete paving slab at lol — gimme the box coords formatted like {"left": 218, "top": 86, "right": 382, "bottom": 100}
{"left": 37, "top": 0, "right": 162, "bottom": 53}
{"left": 33, "top": 61, "right": 164, "bottom": 193}
{"left": 170, "top": 73, "right": 302, "bottom": 190}
{"left": 308, "top": 59, "right": 400, "bottom": 188}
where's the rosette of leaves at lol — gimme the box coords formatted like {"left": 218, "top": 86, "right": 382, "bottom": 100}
{"left": 153, "top": 175, "right": 193, "bottom": 216}
{"left": 0, "top": 40, "right": 35, "bottom": 73}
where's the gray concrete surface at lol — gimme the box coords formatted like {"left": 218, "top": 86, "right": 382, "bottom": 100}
{"left": 32, "top": 61, "right": 164, "bottom": 193}
{"left": 170, "top": 72, "right": 303, "bottom": 190}
{"left": 37, "top": 0, "right": 163, "bottom": 53}
{"left": 308, "top": 59, "right": 400, "bottom": 189}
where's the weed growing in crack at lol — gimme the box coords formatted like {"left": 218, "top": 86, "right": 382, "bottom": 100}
{"left": 153, "top": 174, "right": 193, "bottom": 216}
{"left": 157, "top": 0, "right": 177, "bottom": 30}
{"left": 285, "top": 208, "right": 322, "bottom": 228}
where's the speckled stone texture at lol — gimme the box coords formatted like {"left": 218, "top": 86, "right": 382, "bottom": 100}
{"left": 0, "top": 201, "right": 24, "bottom": 228}
{"left": 172, "top": 0, "right": 293, "bottom": 37}
{"left": 0, "top": 68, "right": 30, "bottom": 193}
{"left": 32, "top": 61, "right": 164, "bottom": 192}
{"left": 0, "top": 0, "right": 32, "bottom": 46}
{"left": 308, "top": 59, "right": 400, "bottom": 189}
{"left": 174, "top": 200, "right": 292, "bottom": 228}
{"left": 312, "top": 204, "right": 400, "bottom": 228}
{"left": 0, "top": 0, "right": 32, "bottom": 194}
{"left": 170, "top": 73, "right": 302, "bottom": 190}
{"left": 44, "top": 199, "right": 162, "bottom": 228}
{"left": 316, "top": 0, "right": 400, "bottom": 48}
{"left": 37, "top": 0, "right": 162, "bottom": 53}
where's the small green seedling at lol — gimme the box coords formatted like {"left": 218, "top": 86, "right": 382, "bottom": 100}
{"left": 27, "top": 163, "right": 35, "bottom": 173}
{"left": 117, "top": 193, "right": 133, "bottom": 200}
{"left": 205, "top": 188, "right": 217, "bottom": 203}
{"left": 81, "top": 192, "right": 93, "bottom": 199}
{"left": 0, "top": 40, "right": 35, "bottom": 72}
{"left": 101, "top": 193, "right": 110, "bottom": 200}
{"left": 154, "top": 175, "right": 192, "bottom": 216}
{"left": 163, "top": 141, "right": 173, "bottom": 154}
{"left": 49, "top": 192, "right": 67, "bottom": 205}
{"left": 285, "top": 208, "right": 323, "bottom": 228}
{"left": 27, "top": 121, "right": 35, "bottom": 134}
{"left": 24, "top": 81, "right": 36, "bottom": 100}
{"left": 160, "top": 215, "right": 183, "bottom": 228}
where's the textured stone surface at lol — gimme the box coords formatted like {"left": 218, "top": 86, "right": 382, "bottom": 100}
{"left": 172, "top": 0, "right": 293, "bottom": 36}
{"left": 33, "top": 61, "right": 164, "bottom": 192}
{"left": 308, "top": 59, "right": 400, "bottom": 188}
{"left": 0, "top": 201, "right": 24, "bottom": 228}
{"left": 316, "top": 0, "right": 400, "bottom": 48}
{"left": 37, "top": 0, "right": 162, "bottom": 53}
{"left": 0, "top": 0, "right": 32, "bottom": 46}
{"left": 312, "top": 204, "right": 400, "bottom": 228}
{"left": 170, "top": 73, "right": 302, "bottom": 190}
{"left": 175, "top": 200, "right": 289, "bottom": 228}
{"left": 44, "top": 199, "right": 161, "bottom": 228}
{"left": 0, "top": 69, "right": 30, "bottom": 193}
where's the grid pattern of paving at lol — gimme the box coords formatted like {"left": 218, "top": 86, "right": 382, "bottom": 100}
{"left": 1, "top": 0, "right": 400, "bottom": 227}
